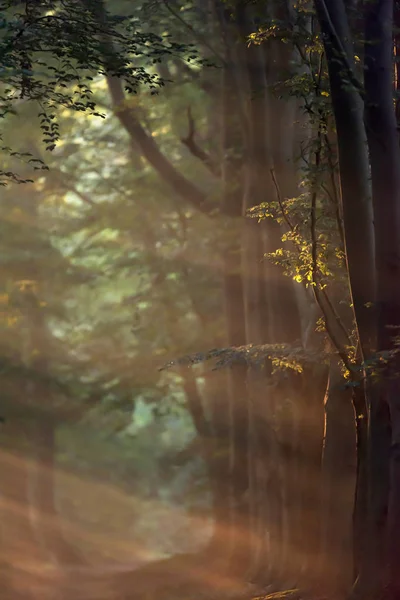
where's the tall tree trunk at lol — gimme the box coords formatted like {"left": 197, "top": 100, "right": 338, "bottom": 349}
{"left": 364, "top": 1, "right": 400, "bottom": 596}
{"left": 314, "top": 0, "right": 377, "bottom": 593}
{"left": 220, "top": 57, "right": 251, "bottom": 577}
{"left": 235, "top": 0, "right": 304, "bottom": 584}
{"left": 236, "top": 2, "right": 276, "bottom": 582}
{"left": 313, "top": 0, "right": 375, "bottom": 356}
{"left": 211, "top": 2, "right": 253, "bottom": 575}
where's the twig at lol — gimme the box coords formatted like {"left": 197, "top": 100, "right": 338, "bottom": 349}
{"left": 270, "top": 168, "right": 296, "bottom": 232}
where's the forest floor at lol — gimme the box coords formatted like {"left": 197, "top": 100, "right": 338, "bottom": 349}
{"left": 3, "top": 551, "right": 330, "bottom": 600}
{"left": 115, "top": 551, "right": 337, "bottom": 600}
{"left": 62, "top": 552, "right": 330, "bottom": 600}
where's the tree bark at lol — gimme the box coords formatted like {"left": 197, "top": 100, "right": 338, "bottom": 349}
{"left": 314, "top": 0, "right": 375, "bottom": 357}
{"left": 320, "top": 357, "right": 355, "bottom": 592}
{"left": 220, "top": 53, "right": 251, "bottom": 577}
{"left": 314, "top": 0, "right": 378, "bottom": 593}
{"left": 364, "top": 1, "right": 400, "bottom": 596}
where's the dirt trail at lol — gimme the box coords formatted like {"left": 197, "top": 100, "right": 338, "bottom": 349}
{"left": 2, "top": 552, "right": 263, "bottom": 600}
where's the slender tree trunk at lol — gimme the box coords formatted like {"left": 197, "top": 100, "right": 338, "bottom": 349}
{"left": 201, "top": 370, "right": 232, "bottom": 564}
{"left": 180, "top": 368, "right": 230, "bottom": 565}
{"left": 320, "top": 356, "right": 355, "bottom": 591}
{"left": 0, "top": 422, "right": 40, "bottom": 599}
{"left": 26, "top": 417, "right": 83, "bottom": 567}
{"left": 236, "top": 3, "right": 275, "bottom": 581}
{"left": 236, "top": 1, "right": 304, "bottom": 584}
{"left": 215, "top": 4, "right": 252, "bottom": 571}
{"left": 220, "top": 72, "right": 251, "bottom": 577}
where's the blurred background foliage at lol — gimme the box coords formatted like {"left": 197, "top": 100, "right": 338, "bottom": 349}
{"left": 0, "top": 0, "right": 219, "bottom": 568}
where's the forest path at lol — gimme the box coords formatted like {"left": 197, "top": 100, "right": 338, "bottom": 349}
{"left": 2, "top": 552, "right": 309, "bottom": 600}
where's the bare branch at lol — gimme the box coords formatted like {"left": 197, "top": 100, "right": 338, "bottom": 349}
{"left": 162, "top": 0, "right": 226, "bottom": 66}
{"left": 181, "top": 106, "right": 220, "bottom": 177}
{"left": 81, "top": 0, "right": 215, "bottom": 216}
{"left": 270, "top": 168, "right": 296, "bottom": 232}
{"left": 107, "top": 77, "right": 214, "bottom": 215}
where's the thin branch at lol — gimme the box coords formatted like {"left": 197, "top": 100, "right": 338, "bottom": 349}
{"left": 270, "top": 168, "right": 296, "bottom": 232}
{"left": 181, "top": 106, "right": 220, "bottom": 177}
{"left": 271, "top": 162, "right": 350, "bottom": 352}
{"left": 323, "top": 132, "right": 346, "bottom": 253}
{"left": 310, "top": 178, "right": 318, "bottom": 295}
{"left": 54, "top": 171, "right": 97, "bottom": 207}
{"left": 321, "top": 286, "right": 352, "bottom": 345}
{"left": 26, "top": 144, "right": 96, "bottom": 208}
{"left": 315, "top": 0, "right": 364, "bottom": 96}
{"left": 309, "top": 125, "right": 353, "bottom": 371}
{"left": 270, "top": 166, "right": 349, "bottom": 350}
{"left": 162, "top": 0, "right": 226, "bottom": 66}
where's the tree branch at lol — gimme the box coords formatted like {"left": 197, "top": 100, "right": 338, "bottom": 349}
{"left": 52, "top": 170, "right": 97, "bottom": 207}
{"left": 162, "top": 0, "right": 226, "bottom": 66}
{"left": 270, "top": 165, "right": 351, "bottom": 353}
{"left": 83, "top": 0, "right": 215, "bottom": 216}
{"left": 310, "top": 127, "right": 354, "bottom": 371}
{"left": 107, "top": 77, "right": 215, "bottom": 214}
{"left": 181, "top": 106, "right": 220, "bottom": 177}
{"left": 323, "top": 131, "right": 346, "bottom": 255}
{"left": 270, "top": 168, "right": 296, "bottom": 232}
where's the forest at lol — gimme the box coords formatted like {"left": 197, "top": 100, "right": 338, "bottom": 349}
{"left": 1, "top": 0, "right": 400, "bottom": 599}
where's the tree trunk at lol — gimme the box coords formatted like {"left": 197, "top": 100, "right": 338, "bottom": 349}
{"left": 180, "top": 367, "right": 229, "bottom": 566}
{"left": 364, "top": 1, "right": 400, "bottom": 596}
{"left": 236, "top": 0, "right": 304, "bottom": 584}
{"left": 320, "top": 357, "right": 355, "bottom": 592}
{"left": 26, "top": 417, "right": 83, "bottom": 567}
{"left": 314, "top": 0, "right": 378, "bottom": 593}
{"left": 314, "top": 0, "right": 375, "bottom": 356}
{"left": 0, "top": 423, "right": 40, "bottom": 599}
{"left": 201, "top": 369, "right": 232, "bottom": 565}
{"left": 220, "top": 58, "right": 251, "bottom": 577}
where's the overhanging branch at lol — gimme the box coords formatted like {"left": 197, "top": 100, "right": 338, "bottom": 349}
{"left": 83, "top": 0, "right": 215, "bottom": 216}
